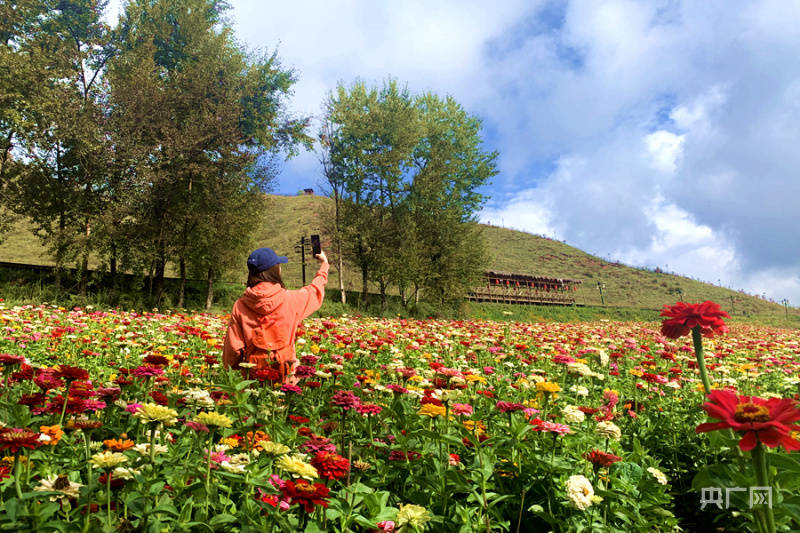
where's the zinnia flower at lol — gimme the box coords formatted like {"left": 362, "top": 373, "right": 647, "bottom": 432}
{"left": 280, "top": 479, "right": 330, "bottom": 512}
{"left": 647, "top": 467, "right": 669, "bottom": 485}
{"left": 395, "top": 504, "right": 431, "bottom": 530}
{"left": 54, "top": 365, "right": 89, "bottom": 381}
{"left": 583, "top": 449, "right": 622, "bottom": 468}
{"left": 133, "top": 403, "right": 178, "bottom": 426}
{"left": 695, "top": 389, "right": 800, "bottom": 451}
{"left": 496, "top": 401, "right": 525, "bottom": 413}
{"left": 311, "top": 451, "right": 349, "bottom": 481}
{"left": 660, "top": 301, "right": 730, "bottom": 339}
{"left": 451, "top": 403, "right": 473, "bottom": 416}
{"left": 565, "top": 475, "right": 594, "bottom": 510}
{"left": 132, "top": 365, "right": 165, "bottom": 378}
{"left": 276, "top": 454, "right": 319, "bottom": 480}
{"left": 39, "top": 425, "right": 63, "bottom": 446}
{"left": 417, "top": 403, "right": 446, "bottom": 418}
{"left": 34, "top": 475, "right": 82, "bottom": 502}
{"left": 331, "top": 390, "right": 361, "bottom": 410}
{"left": 0, "top": 428, "right": 42, "bottom": 453}
{"left": 595, "top": 421, "right": 622, "bottom": 440}
{"left": 260, "top": 441, "right": 290, "bottom": 455}
{"left": 90, "top": 451, "right": 128, "bottom": 469}
{"left": 194, "top": 412, "right": 233, "bottom": 429}
{"left": 104, "top": 438, "right": 135, "bottom": 451}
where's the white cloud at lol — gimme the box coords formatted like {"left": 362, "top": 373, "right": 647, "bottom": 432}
{"left": 644, "top": 130, "right": 684, "bottom": 174}
{"left": 99, "top": 0, "right": 800, "bottom": 305}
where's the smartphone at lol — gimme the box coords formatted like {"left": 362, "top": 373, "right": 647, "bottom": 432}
{"left": 310, "top": 234, "right": 321, "bottom": 256}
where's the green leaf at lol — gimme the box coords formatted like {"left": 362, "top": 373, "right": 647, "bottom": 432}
{"left": 209, "top": 513, "right": 237, "bottom": 526}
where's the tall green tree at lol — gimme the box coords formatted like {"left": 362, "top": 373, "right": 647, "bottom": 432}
{"left": 324, "top": 80, "right": 422, "bottom": 308}
{"left": 3, "top": 0, "right": 113, "bottom": 292}
{"left": 109, "top": 0, "right": 310, "bottom": 306}
{"left": 323, "top": 80, "right": 498, "bottom": 309}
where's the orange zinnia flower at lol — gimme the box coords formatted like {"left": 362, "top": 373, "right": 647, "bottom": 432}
{"left": 103, "top": 438, "right": 135, "bottom": 451}
{"left": 244, "top": 430, "right": 270, "bottom": 451}
{"left": 696, "top": 389, "right": 800, "bottom": 451}
{"left": 40, "top": 425, "right": 63, "bottom": 446}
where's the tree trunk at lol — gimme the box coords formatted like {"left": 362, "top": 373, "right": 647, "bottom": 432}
{"left": 110, "top": 241, "right": 117, "bottom": 278}
{"left": 178, "top": 257, "right": 186, "bottom": 308}
{"left": 79, "top": 218, "right": 91, "bottom": 298}
{"left": 338, "top": 247, "right": 346, "bottom": 305}
{"left": 379, "top": 278, "right": 386, "bottom": 312}
{"left": 205, "top": 267, "right": 214, "bottom": 310}
{"left": 153, "top": 250, "right": 166, "bottom": 307}
{"left": 399, "top": 285, "right": 407, "bottom": 308}
{"left": 361, "top": 264, "right": 368, "bottom": 305}
{"left": 147, "top": 258, "right": 155, "bottom": 297}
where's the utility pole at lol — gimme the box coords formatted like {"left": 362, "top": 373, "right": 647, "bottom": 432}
{"left": 596, "top": 282, "right": 606, "bottom": 306}
{"left": 294, "top": 236, "right": 308, "bottom": 285}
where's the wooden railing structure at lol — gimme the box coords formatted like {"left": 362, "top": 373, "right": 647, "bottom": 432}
{"left": 468, "top": 270, "right": 582, "bottom": 306}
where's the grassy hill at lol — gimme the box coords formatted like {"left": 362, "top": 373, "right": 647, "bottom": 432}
{"left": 0, "top": 194, "right": 793, "bottom": 320}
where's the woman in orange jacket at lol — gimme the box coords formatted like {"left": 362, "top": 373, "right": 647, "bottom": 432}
{"left": 222, "top": 246, "right": 328, "bottom": 383}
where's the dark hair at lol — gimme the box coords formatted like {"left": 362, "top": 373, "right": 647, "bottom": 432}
{"left": 247, "top": 264, "right": 285, "bottom": 288}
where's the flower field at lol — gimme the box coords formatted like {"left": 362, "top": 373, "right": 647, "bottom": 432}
{"left": 1, "top": 304, "right": 800, "bottom": 532}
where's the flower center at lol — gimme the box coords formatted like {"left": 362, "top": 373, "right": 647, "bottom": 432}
{"left": 734, "top": 402, "right": 770, "bottom": 423}
{"left": 295, "top": 483, "right": 317, "bottom": 496}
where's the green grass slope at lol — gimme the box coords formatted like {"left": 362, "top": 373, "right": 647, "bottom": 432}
{"left": 0, "top": 195, "right": 793, "bottom": 319}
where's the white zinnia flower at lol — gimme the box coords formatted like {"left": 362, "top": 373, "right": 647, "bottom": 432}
{"left": 563, "top": 405, "right": 586, "bottom": 424}
{"left": 566, "top": 475, "right": 594, "bottom": 510}
{"left": 647, "top": 467, "right": 668, "bottom": 485}
{"left": 595, "top": 421, "right": 622, "bottom": 440}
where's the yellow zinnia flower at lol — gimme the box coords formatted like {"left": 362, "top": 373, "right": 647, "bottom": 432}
{"left": 417, "top": 404, "right": 447, "bottom": 418}
{"left": 194, "top": 412, "right": 233, "bottom": 429}
{"left": 133, "top": 404, "right": 178, "bottom": 426}
{"left": 276, "top": 454, "right": 318, "bottom": 480}
{"left": 90, "top": 451, "right": 128, "bottom": 469}
{"left": 259, "top": 441, "right": 290, "bottom": 455}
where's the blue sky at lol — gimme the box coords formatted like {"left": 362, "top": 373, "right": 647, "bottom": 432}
{"left": 107, "top": 0, "right": 800, "bottom": 305}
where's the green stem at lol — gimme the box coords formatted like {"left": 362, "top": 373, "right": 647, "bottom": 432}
{"left": 13, "top": 452, "right": 24, "bottom": 502}
{"left": 751, "top": 442, "right": 776, "bottom": 533}
{"left": 59, "top": 380, "right": 72, "bottom": 427}
{"left": 83, "top": 432, "right": 92, "bottom": 533}
{"left": 106, "top": 470, "right": 112, "bottom": 527}
{"left": 205, "top": 429, "right": 215, "bottom": 518}
{"left": 691, "top": 327, "right": 711, "bottom": 396}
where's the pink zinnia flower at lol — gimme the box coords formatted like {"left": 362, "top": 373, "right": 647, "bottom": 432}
{"left": 451, "top": 403, "right": 473, "bottom": 416}
{"left": 132, "top": 365, "right": 164, "bottom": 378}
{"left": 331, "top": 391, "right": 361, "bottom": 410}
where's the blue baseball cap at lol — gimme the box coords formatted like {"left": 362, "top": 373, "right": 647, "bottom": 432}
{"left": 247, "top": 248, "right": 288, "bottom": 274}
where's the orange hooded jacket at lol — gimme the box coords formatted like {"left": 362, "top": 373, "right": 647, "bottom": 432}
{"left": 222, "top": 262, "right": 329, "bottom": 383}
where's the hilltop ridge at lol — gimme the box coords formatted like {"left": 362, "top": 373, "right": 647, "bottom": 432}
{"left": 0, "top": 194, "right": 787, "bottom": 317}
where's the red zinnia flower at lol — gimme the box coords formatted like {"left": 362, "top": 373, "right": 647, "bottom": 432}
{"left": 54, "top": 365, "right": 89, "bottom": 381}
{"left": 0, "top": 428, "right": 42, "bottom": 453}
{"left": 0, "top": 354, "right": 25, "bottom": 366}
{"left": 695, "top": 389, "right": 800, "bottom": 451}
{"left": 583, "top": 449, "right": 622, "bottom": 467}
{"left": 311, "top": 451, "right": 350, "bottom": 481}
{"left": 660, "top": 301, "right": 730, "bottom": 339}
{"left": 280, "top": 479, "right": 330, "bottom": 512}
